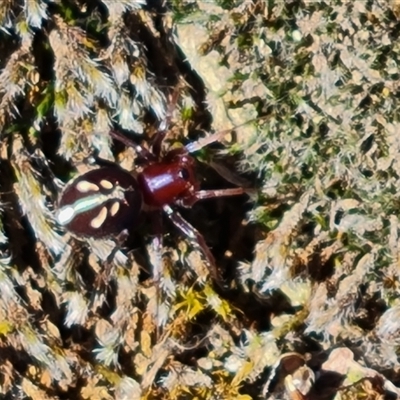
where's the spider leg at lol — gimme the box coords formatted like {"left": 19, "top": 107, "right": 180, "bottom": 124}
{"left": 151, "top": 88, "right": 181, "bottom": 158}
{"left": 150, "top": 130, "right": 167, "bottom": 160}
{"left": 162, "top": 204, "right": 224, "bottom": 288}
{"left": 185, "top": 129, "right": 233, "bottom": 153}
{"left": 94, "top": 229, "right": 130, "bottom": 290}
{"left": 109, "top": 130, "right": 157, "bottom": 163}
{"left": 177, "top": 188, "right": 247, "bottom": 207}
{"left": 149, "top": 211, "right": 164, "bottom": 282}
{"left": 149, "top": 210, "right": 164, "bottom": 338}
{"left": 209, "top": 160, "right": 253, "bottom": 188}
{"left": 185, "top": 115, "right": 267, "bottom": 153}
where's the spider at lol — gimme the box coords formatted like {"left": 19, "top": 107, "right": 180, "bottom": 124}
{"left": 55, "top": 119, "right": 253, "bottom": 286}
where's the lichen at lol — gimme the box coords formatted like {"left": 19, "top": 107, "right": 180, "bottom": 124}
{"left": 0, "top": 1, "right": 399, "bottom": 399}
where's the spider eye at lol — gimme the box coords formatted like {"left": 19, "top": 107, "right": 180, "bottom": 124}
{"left": 178, "top": 168, "right": 190, "bottom": 180}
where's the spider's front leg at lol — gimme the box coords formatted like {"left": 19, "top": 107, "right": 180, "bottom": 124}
{"left": 176, "top": 188, "right": 246, "bottom": 207}
{"left": 108, "top": 87, "right": 177, "bottom": 161}
{"left": 150, "top": 88, "right": 183, "bottom": 158}
{"left": 108, "top": 130, "right": 157, "bottom": 163}
{"left": 162, "top": 204, "right": 225, "bottom": 289}
{"left": 184, "top": 114, "right": 267, "bottom": 154}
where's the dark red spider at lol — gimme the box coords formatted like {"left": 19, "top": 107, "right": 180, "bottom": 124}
{"left": 56, "top": 124, "right": 249, "bottom": 284}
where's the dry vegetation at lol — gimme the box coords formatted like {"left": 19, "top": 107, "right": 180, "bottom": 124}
{"left": 1, "top": 0, "right": 400, "bottom": 399}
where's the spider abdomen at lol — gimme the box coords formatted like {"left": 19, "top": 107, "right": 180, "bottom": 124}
{"left": 56, "top": 167, "right": 142, "bottom": 238}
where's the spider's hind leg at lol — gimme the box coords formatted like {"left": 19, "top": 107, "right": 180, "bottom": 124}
{"left": 162, "top": 204, "right": 227, "bottom": 291}
{"left": 146, "top": 210, "right": 174, "bottom": 341}
{"left": 93, "top": 229, "right": 130, "bottom": 290}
